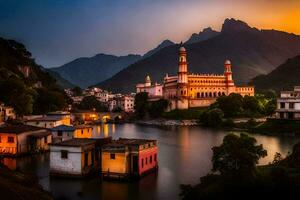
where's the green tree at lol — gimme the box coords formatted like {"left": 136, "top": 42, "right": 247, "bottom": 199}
{"left": 134, "top": 92, "right": 148, "bottom": 119}
{"left": 78, "top": 96, "right": 108, "bottom": 112}
{"left": 215, "top": 93, "right": 243, "bottom": 117}
{"left": 148, "top": 99, "right": 169, "bottom": 118}
{"left": 242, "top": 95, "right": 262, "bottom": 115}
{"left": 72, "top": 86, "right": 82, "bottom": 96}
{"left": 212, "top": 133, "right": 267, "bottom": 180}
{"left": 200, "top": 108, "right": 224, "bottom": 127}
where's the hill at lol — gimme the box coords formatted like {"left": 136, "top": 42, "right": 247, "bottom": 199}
{"left": 185, "top": 27, "right": 219, "bottom": 44}
{"left": 142, "top": 39, "right": 175, "bottom": 58}
{"left": 45, "top": 69, "right": 75, "bottom": 89}
{"left": 252, "top": 55, "right": 300, "bottom": 92}
{"left": 96, "top": 18, "right": 300, "bottom": 93}
{"left": 51, "top": 54, "right": 141, "bottom": 88}
{"left": 0, "top": 37, "right": 68, "bottom": 115}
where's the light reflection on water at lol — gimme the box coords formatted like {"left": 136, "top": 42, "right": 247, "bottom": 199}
{"left": 2, "top": 124, "right": 300, "bottom": 200}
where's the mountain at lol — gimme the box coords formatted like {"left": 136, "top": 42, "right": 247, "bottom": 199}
{"left": 0, "top": 37, "right": 68, "bottom": 114}
{"left": 252, "top": 55, "right": 300, "bottom": 91}
{"left": 96, "top": 18, "right": 300, "bottom": 93}
{"left": 185, "top": 27, "right": 219, "bottom": 44}
{"left": 143, "top": 40, "right": 175, "bottom": 58}
{"left": 45, "top": 69, "right": 75, "bottom": 89}
{"left": 51, "top": 54, "right": 142, "bottom": 88}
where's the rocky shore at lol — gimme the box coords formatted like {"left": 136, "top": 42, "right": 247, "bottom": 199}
{"left": 136, "top": 119, "right": 199, "bottom": 126}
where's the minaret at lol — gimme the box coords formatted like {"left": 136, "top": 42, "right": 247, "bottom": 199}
{"left": 224, "top": 60, "right": 234, "bottom": 87}
{"left": 177, "top": 44, "right": 188, "bottom": 98}
{"left": 145, "top": 75, "right": 151, "bottom": 87}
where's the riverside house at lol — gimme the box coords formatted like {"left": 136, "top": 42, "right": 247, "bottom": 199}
{"left": 51, "top": 125, "right": 75, "bottom": 143}
{"left": 50, "top": 137, "right": 111, "bottom": 177}
{"left": 276, "top": 86, "right": 300, "bottom": 120}
{"left": 25, "top": 111, "right": 71, "bottom": 128}
{"left": 0, "top": 125, "right": 51, "bottom": 155}
{"left": 102, "top": 138, "right": 158, "bottom": 179}
{"left": 74, "top": 125, "right": 93, "bottom": 139}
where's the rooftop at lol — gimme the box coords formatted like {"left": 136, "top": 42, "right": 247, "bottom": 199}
{"left": 0, "top": 125, "right": 45, "bottom": 134}
{"left": 51, "top": 125, "right": 75, "bottom": 132}
{"left": 103, "top": 138, "right": 157, "bottom": 148}
{"left": 25, "top": 116, "right": 62, "bottom": 122}
{"left": 51, "top": 138, "right": 95, "bottom": 147}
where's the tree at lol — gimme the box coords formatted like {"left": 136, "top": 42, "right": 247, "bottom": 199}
{"left": 242, "top": 95, "right": 262, "bottom": 115}
{"left": 78, "top": 96, "right": 108, "bottom": 112}
{"left": 212, "top": 133, "right": 267, "bottom": 181}
{"left": 200, "top": 108, "right": 224, "bottom": 127}
{"left": 148, "top": 99, "right": 169, "bottom": 118}
{"left": 72, "top": 86, "right": 82, "bottom": 96}
{"left": 134, "top": 92, "right": 148, "bottom": 119}
{"left": 215, "top": 93, "right": 243, "bottom": 117}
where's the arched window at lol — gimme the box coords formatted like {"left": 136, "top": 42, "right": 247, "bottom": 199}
{"left": 201, "top": 92, "right": 204, "bottom": 98}
{"left": 218, "top": 92, "right": 221, "bottom": 96}
{"left": 205, "top": 92, "right": 208, "bottom": 97}
{"left": 213, "top": 92, "right": 216, "bottom": 97}
{"left": 197, "top": 92, "right": 200, "bottom": 98}
{"left": 209, "top": 92, "right": 212, "bottom": 97}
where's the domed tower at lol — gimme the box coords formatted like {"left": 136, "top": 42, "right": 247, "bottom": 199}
{"left": 145, "top": 75, "right": 151, "bottom": 87}
{"left": 224, "top": 60, "right": 234, "bottom": 87}
{"left": 177, "top": 44, "right": 188, "bottom": 98}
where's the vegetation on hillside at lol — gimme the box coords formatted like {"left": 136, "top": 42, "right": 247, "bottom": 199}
{"left": 181, "top": 133, "right": 300, "bottom": 199}
{"left": 0, "top": 37, "right": 69, "bottom": 116}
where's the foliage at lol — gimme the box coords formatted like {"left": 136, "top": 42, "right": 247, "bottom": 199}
{"left": 199, "top": 108, "right": 224, "bottom": 127}
{"left": 134, "top": 92, "right": 149, "bottom": 119}
{"left": 77, "top": 96, "right": 108, "bottom": 112}
{"left": 148, "top": 99, "right": 169, "bottom": 118}
{"left": 212, "top": 133, "right": 267, "bottom": 180}
{"left": 162, "top": 107, "right": 205, "bottom": 120}
{"left": 71, "top": 86, "right": 82, "bottom": 96}
{"left": 214, "top": 93, "right": 243, "bottom": 117}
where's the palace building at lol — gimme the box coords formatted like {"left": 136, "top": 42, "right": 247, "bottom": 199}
{"left": 163, "top": 46, "right": 254, "bottom": 110}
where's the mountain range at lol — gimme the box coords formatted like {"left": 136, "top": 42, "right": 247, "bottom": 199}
{"left": 50, "top": 54, "right": 141, "bottom": 88}
{"left": 252, "top": 55, "right": 300, "bottom": 92}
{"left": 95, "top": 18, "right": 300, "bottom": 93}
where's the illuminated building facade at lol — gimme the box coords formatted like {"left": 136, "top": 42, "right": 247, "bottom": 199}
{"left": 163, "top": 46, "right": 254, "bottom": 110}
{"left": 101, "top": 138, "right": 158, "bottom": 178}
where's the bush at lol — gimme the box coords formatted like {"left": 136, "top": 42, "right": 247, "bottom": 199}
{"left": 200, "top": 108, "right": 224, "bottom": 127}
{"left": 148, "top": 99, "right": 169, "bottom": 118}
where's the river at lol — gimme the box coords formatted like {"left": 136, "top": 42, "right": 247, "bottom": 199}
{"left": 2, "top": 124, "right": 300, "bottom": 200}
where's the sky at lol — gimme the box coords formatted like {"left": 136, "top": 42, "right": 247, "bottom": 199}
{"left": 0, "top": 0, "right": 299, "bottom": 68}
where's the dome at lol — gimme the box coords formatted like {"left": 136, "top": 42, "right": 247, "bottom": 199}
{"left": 179, "top": 46, "right": 186, "bottom": 52}
{"left": 145, "top": 75, "right": 151, "bottom": 83}
{"left": 225, "top": 60, "right": 231, "bottom": 65}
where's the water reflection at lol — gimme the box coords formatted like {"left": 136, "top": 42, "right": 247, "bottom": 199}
{"left": 1, "top": 124, "right": 300, "bottom": 200}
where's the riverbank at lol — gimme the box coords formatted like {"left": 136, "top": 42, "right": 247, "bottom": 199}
{"left": 0, "top": 163, "right": 52, "bottom": 200}
{"left": 136, "top": 119, "right": 199, "bottom": 126}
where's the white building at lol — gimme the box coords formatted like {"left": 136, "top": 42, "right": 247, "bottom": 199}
{"left": 25, "top": 116, "right": 64, "bottom": 128}
{"left": 136, "top": 75, "right": 163, "bottom": 98}
{"left": 276, "top": 86, "right": 300, "bottom": 119}
{"left": 116, "top": 95, "right": 135, "bottom": 112}
{"left": 49, "top": 138, "right": 111, "bottom": 177}
{"left": 50, "top": 125, "right": 75, "bottom": 143}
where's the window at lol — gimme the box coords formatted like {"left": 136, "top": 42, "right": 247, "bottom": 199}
{"left": 150, "top": 155, "right": 152, "bottom": 164}
{"left": 57, "top": 131, "right": 62, "bottom": 137}
{"left": 61, "top": 150, "right": 68, "bottom": 159}
{"left": 141, "top": 158, "right": 144, "bottom": 168}
{"left": 7, "top": 136, "right": 14, "bottom": 143}
{"left": 110, "top": 153, "right": 115, "bottom": 159}
{"left": 145, "top": 157, "right": 148, "bottom": 164}
{"left": 154, "top": 154, "right": 157, "bottom": 162}
{"left": 0, "top": 136, "right": 1, "bottom": 143}
{"left": 280, "top": 102, "right": 285, "bottom": 109}
{"left": 289, "top": 103, "right": 294, "bottom": 109}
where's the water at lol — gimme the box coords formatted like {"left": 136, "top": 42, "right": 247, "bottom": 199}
{"left": 2, "top": 124, "right": 300, "bottom": 200}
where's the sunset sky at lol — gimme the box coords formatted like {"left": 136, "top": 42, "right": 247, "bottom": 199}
{"left": 0, "top": 0, "right": 299, "bottom": 67}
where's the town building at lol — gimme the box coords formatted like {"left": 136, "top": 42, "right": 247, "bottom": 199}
{"left": 275, "top": 86, "right": 300, "bottom": 120}
{"left": 102, "top": 138, "right": 158, "bottom": 179}
{"left": 49, "top": 138, "right": 111, "bottom": 177}
{"left": 51, "top": 125, "right": 75, "bottom": 143}
{"left": 138, "top": 45, "right": 254, "bottom": 110}
{"left": 47, "top": 111, "right": 71, "bottom": 125}
{"left": 0, "top": 125, "right": 50, "bottom": 155}
{"left": 74, "top": 125, "right": 93, "bottom": 138}
{"left": 25, "top": 116, "right": 65, "bottom": 128}
{"left": 0, "top": 103, "right": 16, "bottom": 122}
{"left": 136, "top": 75, "right": 163, "bottom": 98}
{"left": 72, "top": 110, "right": 99, "bottom": 122}
{"left": 116, "top": 95, "right": 135, "bottom": 113}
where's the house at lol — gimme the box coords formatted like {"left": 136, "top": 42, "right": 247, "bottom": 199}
{"left": 136, "top": 75, "right": 163, "bottom": 98}
{"left": 25, "top": 116, "right": 65, "bottom": 128}
{"left": 74, "top": 125, "right": 93, "bottom": 139}
{"left": 51, "top": 125, "right": 75, "bottom": 143}
{"left": 49, "top": 137, "right": 112, "bottom": 177}
{"left": 0, "top": 103, "right": 16, "bottom": 122}
{"left": 116, "top": 95, "right": 135, "bottom": 113}
{"left": 275, "top": 86, "right": 300, "bottom": 119}
{"left": 0, "top": 125, "right": 49, "bottom": 155}
{"left": 27, "top": 131, "right": 52, "bottom": 152}
{"left": 47, "top": 111, "right": 71, "bottom": 125}
{"left": 72, "top": 111, "right": 99, "bottom": 122}
{"left": 102, "top": 138, "right": 158, "bottom": 179}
